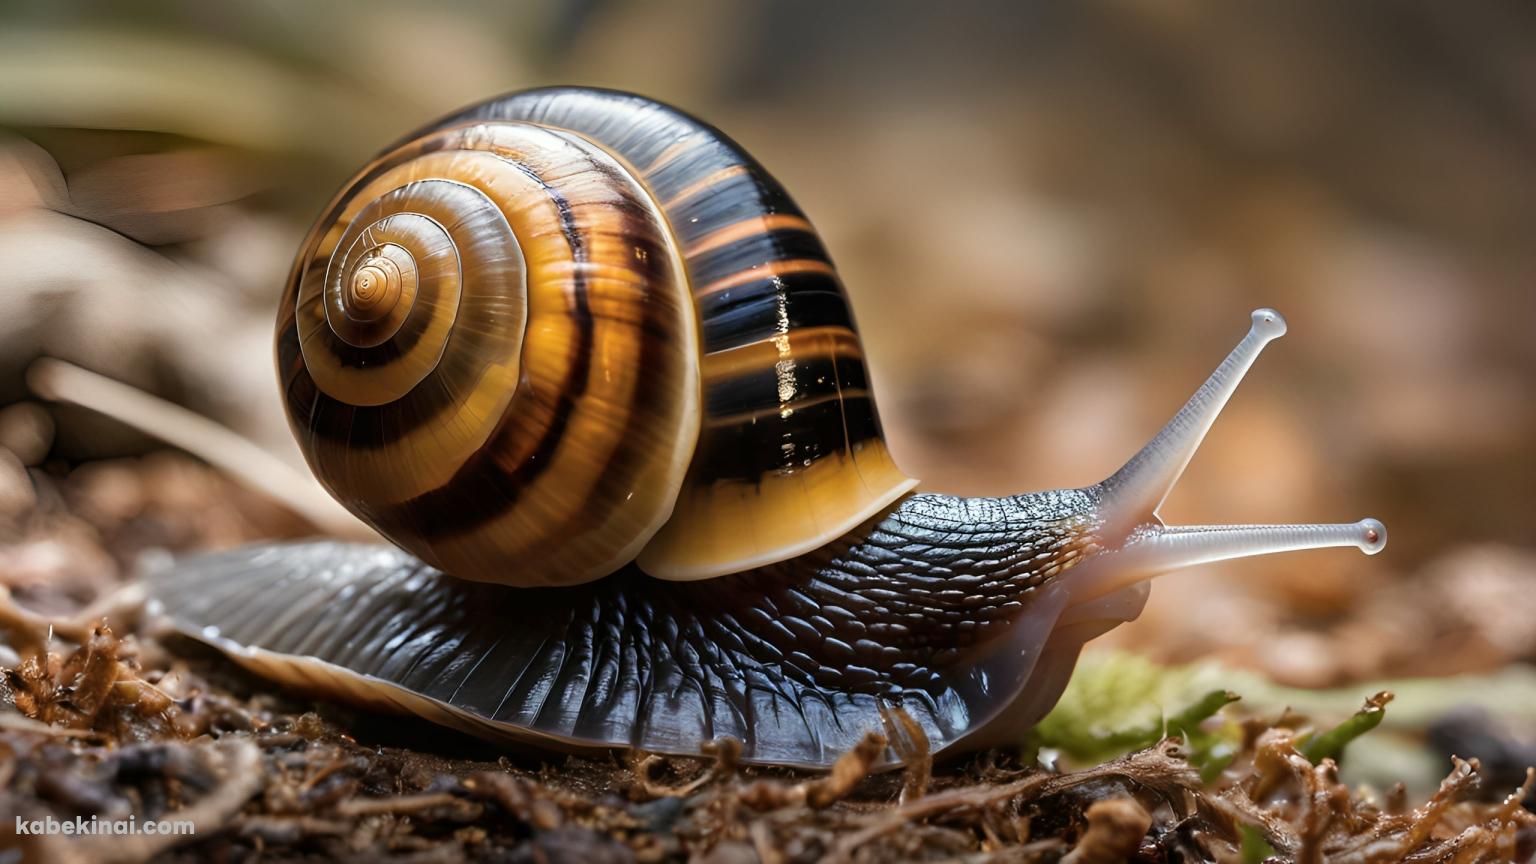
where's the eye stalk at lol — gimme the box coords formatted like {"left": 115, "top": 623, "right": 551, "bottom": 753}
{"left": 1101, "top": 307, "right": 1288, "bottom": 521}
{"left": 1066, "top": 308, "right": 1386, "bottom": 606}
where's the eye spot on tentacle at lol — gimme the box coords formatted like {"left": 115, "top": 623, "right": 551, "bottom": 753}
{"left": 1251, "top": 307, "right": 1288, "bottom": 340}
{"left": 1358, "top": 518, "right": 1388, "bottom": 555}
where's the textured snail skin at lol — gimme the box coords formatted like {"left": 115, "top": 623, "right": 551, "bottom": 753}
{"left": 149, "top": 490, "right": 1145, "bottom": 768}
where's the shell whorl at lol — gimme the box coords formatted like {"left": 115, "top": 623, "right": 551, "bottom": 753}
{"left": 279, "top": 88, "right": 916, "bottom": 586}
{"left": 279, "top": 121, "right": 701, "bottom": 586}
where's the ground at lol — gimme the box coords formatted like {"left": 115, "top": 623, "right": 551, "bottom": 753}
{"left": 1, "top": 454, "right": 1532, "bottom": 862}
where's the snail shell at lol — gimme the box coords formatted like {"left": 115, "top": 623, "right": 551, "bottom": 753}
{"left": 279, "top": 87, "right": 915, "bottom": 586}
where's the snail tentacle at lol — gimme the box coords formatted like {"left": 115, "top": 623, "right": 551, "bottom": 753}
{"left": 1068, "top": 308, "right": 1386, "bottom": 605}
{"left": 1100, "top": 308, "right": 1289, "bottom": 525}
{"left": 1065, "top": 519, "right": 1388, "bottom": 609}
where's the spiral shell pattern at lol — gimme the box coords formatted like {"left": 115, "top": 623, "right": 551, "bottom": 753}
{"left": 279, "top": 88, "right": 916, "bottom": 585}
{"left": 278, "top": 121, "right": 701, "bottom": 586}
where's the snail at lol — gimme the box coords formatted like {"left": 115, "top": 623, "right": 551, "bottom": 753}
{"left": 146, "top": 87, "right": 1386, "bottom": 769}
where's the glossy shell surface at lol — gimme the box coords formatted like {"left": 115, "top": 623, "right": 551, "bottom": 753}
{"left": 279, "top": 87, "right": 915, "bottom": 584}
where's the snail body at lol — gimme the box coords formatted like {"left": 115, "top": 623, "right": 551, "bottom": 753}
{"left": 148, "top": 88, "right": 1386, "bottom": 768}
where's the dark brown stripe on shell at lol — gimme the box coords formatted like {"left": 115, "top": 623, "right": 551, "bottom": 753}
{"left": 436, "top": 88, "right": 809, "bottom": 251}
{"left": 686, "top": 226, "right": 830, "bottom": 291}
{"left": 295, "top": 180, "right": 516, "bottom": 448}
{"left": 368, "top": 155, "right": 595, "bottom": 543}
{"left": 432, "top": 89, "right": 899, "bottom": 499}
{"left": 664, "top": 169, "right": 808, "bottom": 247}
{"left": 703, "top": 352, "right": 869, "bottom": 418}
{"left": 376, "top": 206, "right": 682, "bottom": 545}
{"left": 696, "top": 270, "right": 855, "bottom": 354}
{"left": 693, "top": 397, "right": 882, "bottom": 484}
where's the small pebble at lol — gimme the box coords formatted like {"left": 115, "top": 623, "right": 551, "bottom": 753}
{"left": 71, "top": 459, "right": 147, "bottom": 523}
{"left": 0, "top": 403, "right": 55, "bottom": 467}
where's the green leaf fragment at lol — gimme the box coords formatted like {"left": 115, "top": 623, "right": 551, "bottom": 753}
{"left": 1168, "top": 689, "right": 1242, "bottom": 738}
{"left": 1029, "top": 654, "right": 1403, "bottom": 783}
{"left": 1300, "top": 690, "right": 1394, "bottom": 764}
{"left": 1239, "top": 825, "right": 1278, "bottom": 864}
{"left": 1028, "top": 652, "right": 1243, "bottom": 773}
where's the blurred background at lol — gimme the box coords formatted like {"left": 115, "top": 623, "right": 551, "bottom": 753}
{"left": 1, "top": 0, "right": 1533, "bottom": 753}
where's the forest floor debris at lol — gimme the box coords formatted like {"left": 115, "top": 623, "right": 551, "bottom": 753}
{"left": 1, "top": 619, "right": 1531, "bottom": 862}
{"left": 1, "top": 455, "right": 1534, "bottom": 861}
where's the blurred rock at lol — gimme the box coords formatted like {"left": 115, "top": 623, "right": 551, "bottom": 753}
{"left": 1427, "top": 708, "right": 1536, "bottom": 806}
{"left": 70, "top": 459, "right": 147, "bottom": 525}
{"left": 0, "top": 402, "right": 54, "bottom": 466}
{"left": 0, "top": 447, "right": 35, "bottom": 520}
{"left": 0, "top": 530, "right": 120, "bottom": 606}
